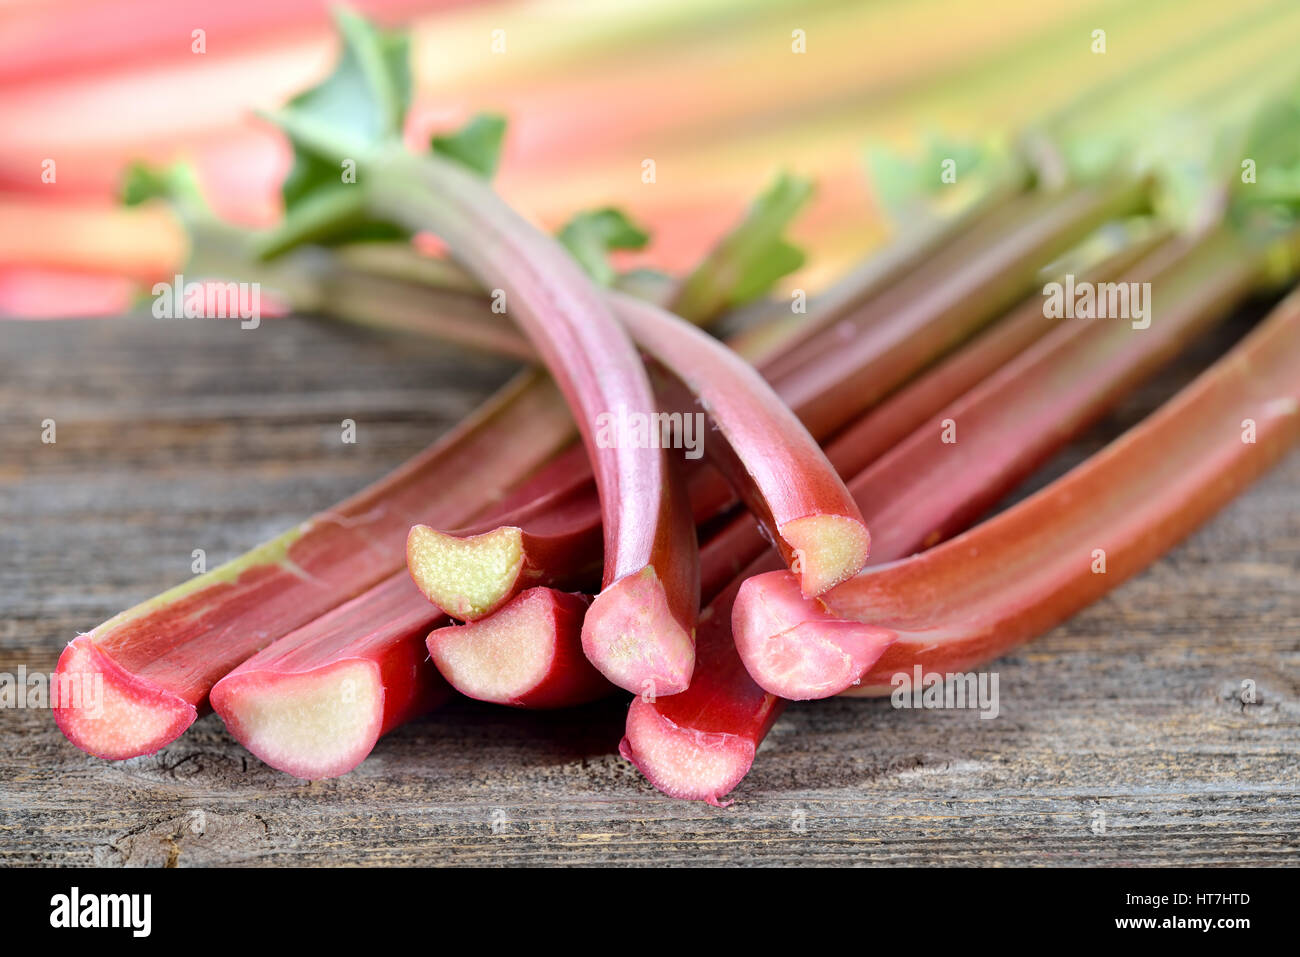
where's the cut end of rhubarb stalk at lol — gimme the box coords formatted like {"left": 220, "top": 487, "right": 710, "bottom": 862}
{"left": 426, "top": 588, "right": 608, "bottom": 708}
{"left": 732, "top": 571, "right": 895, "bottom": 700}
{"left": 210, "top": 660, "right": 384, "bottom": 780}
{"left": 52, "top": 636, "right": 198, "bottom": 760}
{"left": 581, "top": 567, "right": 695, "bottom": 696}
{"left": 407, "top": 523, "right": 525, "bottom": 620}
{"left": 620, "top": 699, "right": 754, "bottom": 807}
{"left": 778, "top": 514, "right": 871, "bottom": 597}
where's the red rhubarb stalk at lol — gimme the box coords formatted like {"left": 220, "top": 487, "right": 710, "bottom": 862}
{"left": 819, "top": 229, "right": 1169, "bottom": 478}
{"left": 749, "top": 171, "right": 1029, "bottom": 375}
{"left": 426, "top": 232, "right": 1167, "bottom": 624}
{"left": 53, "top": 370, "right": 573, "bottom": 759}
{"left": 829, "top": 285, "right": 1300, "bottom": 692}
{"left": 209, "top": 573, "right": 452, "bottom": 780}
{"left": 622, "top": 248, "right": 1107, "bottom": 788}
{"left": 621, "top": 273, "right": 1083, "bottom": 799}
{"left": 619, "top": 574, "right": 790, "bottom": 807}
{"left": 426, "top": 588, "right": 613, "bottom": 709}
{"left": 627, "top": 285, "right": 1300, "bottom": 803}
{"left": 617, "top": 498, "right": 839, "bottom": 805}
{"left": 609, "top": 290, "right": 870, "bottom": 596}
{"left": 359, "top": 144, "right": 700, "bottom": 697}
{"left": 733, "top": 226, "right": 1272, "bottom": 699}
{"left": 407, "top": 473, "right": 605, "bottom": 621}
{"left": 775, "top": 178, "right": 1150, "bottom": 436}
{"left": 622, "top": 228, "right": 1284, "bottom": 800}
{"left": 574, "top": 289, "right": 871, "bottom": 692}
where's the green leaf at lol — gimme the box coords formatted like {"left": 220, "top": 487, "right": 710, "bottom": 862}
{"left": 119, "top": 161, "right": 208, "bottom": 217}
{"left": 280, "top": 6, "right": 410, "bottom": 156}
{"left": 257, "top": 154, "right": 407, "bottom": 259}
{"left": 257, "top": 188, "right": 408, "bottom": 260}
{"left": 1121, "top": 84, "right": 1300, "bottom": 232}
{"left": 671, "top": 172, "right": 813, "bottom": 321}
{"left": 1232, "top": 93, "right": 1300, "bottom": 221}
{"left": 922, "top": 132, "right": 987, "bottom": 182}
{"left": 868, "top": 131, "right": 991, "bottom": 221}
{"left": 282, "top": 149, "right": 346, "bottom": 208}
{"left": 727, "top": 238, "right": 805, "bottom": 305}
{"left": 557, "top": 208, "right": 650, "bottom": 285}
{"left": 255, "top": 6, "right": 415, "bottom": 258}
{"left": 431, "top": 114, "right": 507, "bottom": 180}
{"left": 259, "top": 11, "right": 517, "bottom": 259}
{"left": 866, "top": 145, "right": 921, "bottom": 219}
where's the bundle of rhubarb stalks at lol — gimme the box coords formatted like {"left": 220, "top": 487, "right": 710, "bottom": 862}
{"left": 53, "top": 10, "right": 1300, "bottom": 805}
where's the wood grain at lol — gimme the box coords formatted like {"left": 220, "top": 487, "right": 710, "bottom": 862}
{"left": 1, "top": 306, "right": 1296, "bottom": 866}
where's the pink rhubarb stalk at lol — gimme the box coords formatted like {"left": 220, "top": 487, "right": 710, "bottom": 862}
{"left": 53, "top": 370, "right": 573, "bottom": 760}
{"left": 619, "top": 574, "right": 792, "bottom": 807}
{"left": 732, "top": 227, "right": 1270, "bottom": 699}
{"left": 209, "top": 573, "right": 452, "bottom": 780}
{"left": 609, "top": 290, "right": 870, "bottom": 597}
{"left": 399, "top": 185, "right": 1149, "bottom": 627}
{"left": 628, "top": 286, "right": 1300, "bottom": 801}
{"left": 832, "top": 284, "right": 1300, "bottom": 692}
{"left": 768, "top": 179, "right": 1149, "bottom": 424}
{"left": 369, "top": 148, "right": 700, "bottom": 697}
{"left": 622, "top": 228, "right": 1284, "bottom": 800}
{"left": 407, "top": 476, "right": 604, "bottom": 621}
{"left": 425, "top": 588, "right": 613, "bottom": 709}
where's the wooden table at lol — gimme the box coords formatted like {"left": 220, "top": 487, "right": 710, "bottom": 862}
{"left": 2, "top": 307, "right": 1296, "bottom": 866}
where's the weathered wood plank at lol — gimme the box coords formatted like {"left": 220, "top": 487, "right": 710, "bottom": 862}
{"left": 1, "top": 307, "right": 1296, "bottom": 866}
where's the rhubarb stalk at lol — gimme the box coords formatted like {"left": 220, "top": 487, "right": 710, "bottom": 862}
{"left": 336, "top": 107, "right": 699, "bottom": 697}
{"left": 212, "top": 573, "right": 609, "bottom": 776}
{"left": 817, "top": 227, "right": 1172, "bottom": 485}
{"left": 622, "top": 225, "right": 1290, "bottom": 800}
{"left": 831, "top": 285, "right": 1300, "bottom": 692}
{"left": 406, "top": 455, "right": 738, "bottom": 625}
{"left": 53, "top": 370, "right": 573, "bottom": 760}
{"left": 766, "top": 178, "right": 1149, "bottom": 409}
{"left": 209, "top": 573, "right": 453, "bottom": 780}
{"left": 411, "top": 230, "right": 1166, "bottom": 626}
{"left": 740, "top": 170, "right": 1030, "bottom": 367}
{"left": 732, "top": 225, "right": 1278, "bottom": 699}
{"left": 425, "top": 588, "right": 613, "bottom": 709}
{"left": 609, "top": 290, "right": 870, "bottom": 597}
{"left": 407, "top": 481, "right": 604, "bottom": 622}
{"left": 619, "top": 574, "right": 790, "bottom": 807}
{"left": 626, "top": 283, "right": 1300, "bottom": 803}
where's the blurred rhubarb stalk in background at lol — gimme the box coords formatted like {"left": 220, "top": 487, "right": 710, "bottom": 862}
{"left": 5, "top": 0, "right": 1300, "bottom": 315}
